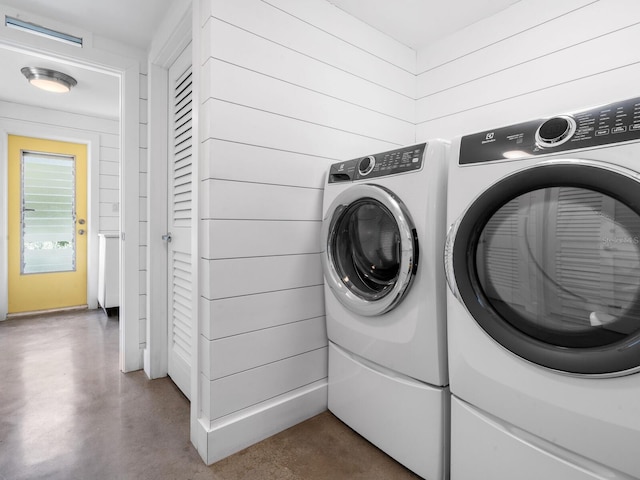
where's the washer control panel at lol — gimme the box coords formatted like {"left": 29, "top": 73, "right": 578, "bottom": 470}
{"left": 460, "top": 96, "right": 640, "bottom": 165}
{"left": 328, "top": 143, "right": 426, "bottom": 183}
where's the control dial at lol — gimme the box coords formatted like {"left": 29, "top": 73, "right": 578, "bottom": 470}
{"left": 535, "top": 115, "right": 577, "bottom": 148}
{"left": 358, "top": 155, "right": 376, "bottom": 176}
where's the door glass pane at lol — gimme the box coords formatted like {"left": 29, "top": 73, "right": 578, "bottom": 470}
{"left": 476, "top": 186, "right": 640, "bottom": 347}
{"left": 21, "top": 152, "right": 76, "bottom": 274}
{"left": 333, "top": 199, "right": 400, "bottom": 300}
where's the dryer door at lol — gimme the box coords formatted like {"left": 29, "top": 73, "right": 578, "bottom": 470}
{"left": 446, "top": 160, "right": 640, "bottom": 376}
{"left": 322, "top": 184, "right": 418, "bottom": 316}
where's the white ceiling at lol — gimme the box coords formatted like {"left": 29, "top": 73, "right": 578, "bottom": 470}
{"left": 0, "top": 0, "right": 173, "bottom": 51}
{"left": 0, "top": 0, "right": 520, "bottom": 120}
{"left": 0, "top": 0, "right": 174, "bottom": 120}
{"left": 329, "top": 0, "right": 521, "bottom": 50}
{"left": 1, "top": 47, "right": 120, "bottom": 119}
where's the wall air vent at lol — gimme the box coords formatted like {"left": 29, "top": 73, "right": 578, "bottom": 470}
{"left": 5, "top": 16, "right": 83, "bottom": 47}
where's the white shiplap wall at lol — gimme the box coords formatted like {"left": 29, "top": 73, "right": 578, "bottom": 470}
{"left": 416, "top": 0, "right": 640, "bottom": 139}
{"left": 197, "top": 0, "right": 415, "bottom": 463}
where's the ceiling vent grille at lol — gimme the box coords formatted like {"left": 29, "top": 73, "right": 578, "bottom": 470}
{"left": 5, "top": 16, "right": 83, "bottom": 47}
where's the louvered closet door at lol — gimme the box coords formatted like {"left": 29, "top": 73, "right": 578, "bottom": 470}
{"left": 167, "top": 44, "right": 193, "bottom": 400}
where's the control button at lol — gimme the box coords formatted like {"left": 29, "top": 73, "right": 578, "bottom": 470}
{"left": 630, "top": 124, "right": 640, "bottom": 131}
{"left": 358, "top": 155, "right": 376, "bottom": 176}
{"left": 595, "top": 128, "right": 609, "bottom": 136}
{"left": 612, "top": 126, "right": 627, "bottom": 134}
{"left": 535, "top": 115, "right": 577, "bottom": 148}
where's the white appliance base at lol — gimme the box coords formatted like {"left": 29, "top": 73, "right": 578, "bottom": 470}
{"left": 451, "top": 396, "right": 632, "bottom": 480}
{"left": 328, "top": 342, "right": 449, "bottom": 480}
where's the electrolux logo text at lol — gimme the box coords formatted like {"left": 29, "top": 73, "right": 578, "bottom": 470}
{"left": 482, "top": 132, "right": 496, "bottom": 145}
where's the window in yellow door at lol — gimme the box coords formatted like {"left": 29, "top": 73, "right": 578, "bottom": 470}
{"left": 8, "top": 135, "right": 88, "bottom": 314}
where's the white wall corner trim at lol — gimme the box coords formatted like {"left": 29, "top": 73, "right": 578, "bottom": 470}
{"left": 120, "top": 61, "right": 143, "bottom": 373}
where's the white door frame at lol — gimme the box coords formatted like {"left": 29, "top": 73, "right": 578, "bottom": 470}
{"left": 145, "top": 0, "right": 199, "bottom": 450}
{"left": 0, "top": 8, "right": 142, "bottom": 372}
{"left": 145, "top": 0, "right": 192, "bottom": 379}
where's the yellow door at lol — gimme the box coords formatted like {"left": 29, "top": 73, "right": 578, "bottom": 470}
{"left": 8, "top": 135, "right": 88, "bottom": 314}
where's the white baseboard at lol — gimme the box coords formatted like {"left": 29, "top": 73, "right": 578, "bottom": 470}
{"left": 194, "top": 379, "right": 328, "bottom": 465}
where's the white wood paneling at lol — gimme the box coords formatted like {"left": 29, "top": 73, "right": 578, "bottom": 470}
{"left": 201, "top": 285, "right": 325, "bottom": 340}
{"left": 100, "top": 189, "right": 118, "bottom": 203}
{"left": 200, "top": 139, "right": 330, "bottom": 189}
{"left": 197, "top": 0, "right": 415, "bottom": 465}
{"left": 201, "top": 99, "right": 399, "bottom": 160}
{"left": 417, "top": 62, "right": 640, "bottom": 140}
{"left": 203, "top": 316, "right": 327, "bottom": 379}
{"left": 202, "top": 179, "right": 323, "bottom": 221}
{"left": 201, "top": 253, "right": 323, "bottom": 300}
{"left": 99, "top": 174, "right": 119, "bottom": 189}
{"left": 265, "top": 0, "right": 415, "bottom": 71}
{"left": 209, "top": 347, "right": 327, "bottom": 419}
{"left": 99, "top": 161, "right": 119, "bottom": 176}
{"left": 416, "top": 0, "right": 594, "bottom": 73}
{"left": 418, "top": 23, "right": 640, "bottom": 124}
{"left": 417, "top": 0, "right": 640, "bottom": 99}
{"left": 202, "top": 0, "right": 415, "bottom": 97}
{"left": 203, "top": 219, "right": 321, "bottom": 260}
{"left": 138, "top": 69, "right": 151, "bottom": 349}
{"left": 202, "top": 59, "right": 414, "bottom": 145}
{"left": 200, "top": 19, "right": 414, "bottom": 122}
{"left": 416, "top": 1, "right": 640, "bottom": 140}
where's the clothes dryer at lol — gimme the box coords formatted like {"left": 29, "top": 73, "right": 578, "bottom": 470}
{"left": 445, "top": 96, "right": 640, "bottom": 479}
{"left": 322, "top": 141, "right": 450, "bottom": 479}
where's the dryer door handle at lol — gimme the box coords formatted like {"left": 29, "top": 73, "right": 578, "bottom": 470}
{"left": 444, "top": 221, "right": 460, "bottom": 300}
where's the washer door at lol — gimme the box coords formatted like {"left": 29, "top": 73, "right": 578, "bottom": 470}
{"left": 322, "top": 184, "right": 418, "bottom": 316}
{"left": 446, "top": 160, "right": 640, "bottom": 376}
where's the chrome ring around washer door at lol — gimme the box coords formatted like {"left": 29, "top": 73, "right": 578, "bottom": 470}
{"left": 321, "top": 183, "right": 418, "bottom": 316}
{"left": 444, "top": 220, "right": 461, "bottom": 301}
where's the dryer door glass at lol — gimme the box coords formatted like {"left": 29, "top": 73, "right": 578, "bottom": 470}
{"left": 476, "top": 186, "right": 640, "bottom": 347}
{"left": 451, "top": 162, "right": 640, "bottom": 376}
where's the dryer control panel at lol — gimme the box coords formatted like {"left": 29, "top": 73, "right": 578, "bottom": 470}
{"left": 460, "top": 96, "right": 640, "bottom": 165}
{"left": 328, "top": 143, "right": 426, "bottom": 183}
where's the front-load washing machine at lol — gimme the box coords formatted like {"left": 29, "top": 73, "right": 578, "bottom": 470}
{"left": 445, "top": 96, "right": 640, "bottom": 479}
{"left": 321, "top": 141, "right": 450, "bottom": 479}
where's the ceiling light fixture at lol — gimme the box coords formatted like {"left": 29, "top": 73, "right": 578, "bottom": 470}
{"left": 21, "top": 67, "right": 77, "bottom": 93}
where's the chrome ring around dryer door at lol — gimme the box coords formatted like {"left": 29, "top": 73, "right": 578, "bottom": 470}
{"left": 321, "top": 184, "right": 418, "bottom": 316}
{"left": 446, "top": 159, "right": 640, "bottom": 377}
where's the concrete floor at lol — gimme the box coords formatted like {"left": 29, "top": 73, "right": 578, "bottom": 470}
{"left": 0, "top": 309, "right": 421, "bottom": 480}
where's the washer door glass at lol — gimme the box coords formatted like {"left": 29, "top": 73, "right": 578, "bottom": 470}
{"left": 322, "top": 184, "right": 418, "bottom": 316}
{"left": 450, "top": 162, "right": 640, "bottom": 376}
{"left": 335, "top": 200, "right": 400, "bottom": 298}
